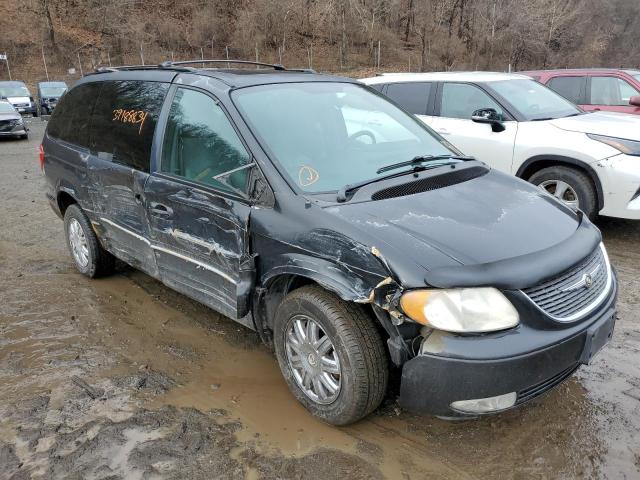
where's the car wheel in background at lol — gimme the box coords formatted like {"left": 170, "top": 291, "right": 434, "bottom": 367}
{"left": 63, "top": 204, "right": 115, "bottom": 278}
{"left": 529, "top": 166, "right": 598, "bottom": 220}
{"left": 273, "top": 285, "right": 388, "bottom": 426}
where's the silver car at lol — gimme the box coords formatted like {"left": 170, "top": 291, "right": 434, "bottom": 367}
{"left": 0, "top": 101, "right": 28, "bottom": 140}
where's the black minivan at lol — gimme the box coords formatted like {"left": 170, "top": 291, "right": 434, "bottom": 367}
{"left": 41, "top": 61, "right": 617, "bottom": 425}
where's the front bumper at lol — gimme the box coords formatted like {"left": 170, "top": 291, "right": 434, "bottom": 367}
{"left": 593, "top": 154, "right": 640, "bottom": 219}
{"left": 0, "top": 127, "right": 27, "bottom": 137}
{"left": 399, "top": 287, "right": 617, "bottom": 417}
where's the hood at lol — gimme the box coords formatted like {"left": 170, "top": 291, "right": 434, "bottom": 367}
{"left": 0, "top": 112, "right": 21, "bottom": 121}
{"left": 550, "top": 111, "right": 640, "bottom": 140}
{"left": 324, "top": 169, "right": 587, "bottom": 288}
{"left": 6, "top": 96, "right": 30, "bottom": 104}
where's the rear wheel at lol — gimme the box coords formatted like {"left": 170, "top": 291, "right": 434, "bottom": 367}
{"left": 273, "top": 285, "right": 388, "bottom": 425}
{"left": 529, "top": 166, "right": 598, "bottom": 220}
{"left": 63, "top": 204, "right": 115, "bottom": 278}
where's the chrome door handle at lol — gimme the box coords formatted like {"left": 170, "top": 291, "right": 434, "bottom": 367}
{"left": 436, "top": 128, "right": 450, "bottom": 135}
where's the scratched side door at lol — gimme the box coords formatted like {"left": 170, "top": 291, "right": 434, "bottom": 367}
{"left": 87, "top": 79, "right": 169, "bottom": 276}
{"left": 144, "top": 86, "right": 254, "bottom": 321}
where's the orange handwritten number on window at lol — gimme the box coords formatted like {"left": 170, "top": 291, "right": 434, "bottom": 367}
{"left": 111, "top": 109, "right": 149, "bottom": 135}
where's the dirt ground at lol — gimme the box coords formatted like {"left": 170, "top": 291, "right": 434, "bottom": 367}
{"left": 1, "top": 121, "right": 639, "bottom": 480}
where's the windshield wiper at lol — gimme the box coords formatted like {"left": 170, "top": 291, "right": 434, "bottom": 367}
{"left": 531, "top": 117, "right": 554, "bottom": 122}
{"left": 376, "top": 154, "right": 473, "bottom": 175}
{"left": 336, "top": 155, "right": 473, "bottom": 203}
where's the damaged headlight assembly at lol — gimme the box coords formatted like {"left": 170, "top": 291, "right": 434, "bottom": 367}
{"left": 400, "top": 287, "right": 519, "bottom": 333}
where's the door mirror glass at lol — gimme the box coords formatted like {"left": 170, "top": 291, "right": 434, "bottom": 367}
{"left": 471, "top": 108, "right": 506, "bottom": 132}
{"left": 629, "top": 95, "right": 640, "bottom": 107}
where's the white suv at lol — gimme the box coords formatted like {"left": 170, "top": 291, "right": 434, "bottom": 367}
{"left": 361, "top": 72, "right": 640, "bottom": 220}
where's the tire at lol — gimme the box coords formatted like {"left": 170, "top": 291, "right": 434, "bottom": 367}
{"left": 273, "top": 285, "right": 388, "bottom": 425}
{"left": 63, "top": 204, "right": 115, "bottom": 278}
{"left": 21, "top": 134, "right": 28, "bottom": 140}
{"left": 529, "top": 166, "right": 598, "bottom": 220}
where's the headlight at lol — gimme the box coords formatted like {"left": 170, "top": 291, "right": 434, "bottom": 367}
{"left": 587, "top": 134, "right": 640, "bottom": 156}
{"left": 400, "top": 288, "right": 519, "bottom": 333}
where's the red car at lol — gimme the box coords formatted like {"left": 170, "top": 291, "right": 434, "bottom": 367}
{"left": 521, "top": 68, "right": 640, "bottom": 115}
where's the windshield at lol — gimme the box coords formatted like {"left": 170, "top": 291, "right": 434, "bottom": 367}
{"left": 0, "top": 102, "right": 16, "bottom": 114}
{"left": 232, "top": 82, "right": 454, "bottom": 192}
{"left": 40, "top": 86, "right": 67, "bottom": 97}
{"left": 0, "top": 84, "right": 30, "bottom": 98}
{"left": 489, "top": 79, "right": 581, "bottom": 121}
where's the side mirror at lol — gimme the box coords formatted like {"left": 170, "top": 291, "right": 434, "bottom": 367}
{"left": 471, "top": 108, "right": 505, "bottom": 132}
{"left": 629, "top": 96, "right": 640, "bottom": 107}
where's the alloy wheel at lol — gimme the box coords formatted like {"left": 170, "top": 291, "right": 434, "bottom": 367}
{"left": 539, "top": 179, "right": 579, "bottom": 209}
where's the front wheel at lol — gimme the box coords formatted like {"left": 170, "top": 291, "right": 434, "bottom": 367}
{"left": 529, "top": 166, "right": 598, "bottom": 220}
{"left": 273, "top": 285, "right": 388, "bottom": 425}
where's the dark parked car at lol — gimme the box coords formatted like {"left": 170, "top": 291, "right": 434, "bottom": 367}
{"left": 0, "top": 80, "right": 37, "bottom": 116}
{"left": 41, "top": 60, "right": 617, "bottom": 425}
{"left": 37, "top": 81, "right": 68, "bottom": 115}
{"left": 0, "top": 100, "right": 28, "bottom": 139}
{"left": 522, "top": 68, "right": 640, "bottom": 115}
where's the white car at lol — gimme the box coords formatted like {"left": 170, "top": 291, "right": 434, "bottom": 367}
{"left": 361, "top": 72, "right": 640, "bottom": 220}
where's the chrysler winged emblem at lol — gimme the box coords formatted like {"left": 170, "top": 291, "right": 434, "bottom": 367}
{"left": 562, "top": 264, "right": 600, "bottom": 292}
{"left": 584, "top": 274, "right": 593, "bottom": 289}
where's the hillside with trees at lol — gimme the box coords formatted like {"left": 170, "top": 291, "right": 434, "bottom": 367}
{"left": 1, "top": 0, "right": 639, "bottom": 85}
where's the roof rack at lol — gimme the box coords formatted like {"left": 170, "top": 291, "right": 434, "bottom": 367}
{"left": 162, "top": 59, "right": 286, "bottom": 70}
{"left": 93, "top": 58, "right": 317, "bottom": 75}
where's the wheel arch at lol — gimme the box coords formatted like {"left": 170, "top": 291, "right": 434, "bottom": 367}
{"left": 516, "top": 155, "right": 604, "bottom": 211}
{"left": 253, "top": 254, "right": 394, "bottom": 348}
{"left": 56, "top": 188, "right": 79, "bottom": 216}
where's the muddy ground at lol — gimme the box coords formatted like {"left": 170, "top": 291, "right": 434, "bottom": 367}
{"left": 1, "top": 121, "right": 639, "bottom": 479}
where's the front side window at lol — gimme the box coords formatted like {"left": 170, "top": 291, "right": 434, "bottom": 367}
{"left": 89, "top": 80, "right": 168, "bottom": 171}
{"left": 488, "top": 79, "right": 581, "bottom": 121}
{"left": 232, "top": 82, "right": 453, "bottom": 193}
{"left": 385, "top": 82, "right": 432, "bottom": 115}
{"left": 161, "top": 88, "right": 251, "bottom": 194}
{"left": 590, "top": 76, "right": 640, "bottom": 106}
{"left": 547, "top": 76, "right": 587, "bottom": 104}
{"left": 440, "top": 83, "right": 503, "bottom": 120}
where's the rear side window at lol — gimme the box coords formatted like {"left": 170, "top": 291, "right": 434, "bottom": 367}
{"left": 385, "top": 82, "right": 431, "bottom": 115}
{"left": 547, "top": 76, "right": 587, "bottom": 104}
{"left": 89, "top": 80, "right": 169, "bottom": 171}
{"left": 47, "top": 83, "right": 101, "bottom": 147}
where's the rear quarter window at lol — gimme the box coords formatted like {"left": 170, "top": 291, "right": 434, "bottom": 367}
{"left": 47, "top": 83, "right": 101, "bottom": 146}
{"left": 89, "top": 80, "right": 169, "bottom": 172}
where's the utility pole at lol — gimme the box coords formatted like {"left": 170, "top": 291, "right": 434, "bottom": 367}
{"left": 139, "top": 43, "right": 145, "bottom": 65}
{"left": 42, "top": 46, "right": 49, "bottom": 81}
{"left": 225, "top": 46, "right": 230, "bottom": 68}
{"left": 77, "top": 52, "right": 83, "bottom": 77}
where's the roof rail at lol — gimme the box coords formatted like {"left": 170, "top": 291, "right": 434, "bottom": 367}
{"left": 93, "top": 64, "right": 195, "bottom": 74}
{"left": 162, "top": 59, "right": 286, "bottom": 70}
